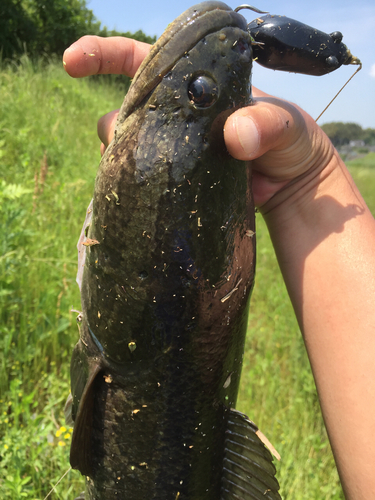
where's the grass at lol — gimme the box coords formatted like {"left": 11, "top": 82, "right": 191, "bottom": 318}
{"left": 0, "top": 57, "right": 374, "bottom": 499}
{"left": 0, "top": 56, "right": 124, "bottom": 499}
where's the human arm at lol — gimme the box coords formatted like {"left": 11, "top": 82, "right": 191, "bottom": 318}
{"left": 225, "top": 95, "right": 375, "bottom": 500}
{"left": 63, "top": 36, "right": 375, "bottom": 499}
{"left": 264, "top": 155, "right": 375, "bottom": 500}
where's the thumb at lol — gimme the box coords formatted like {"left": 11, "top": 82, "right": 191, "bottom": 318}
{"left": 224, "top": 98, "right": 309, "bottom": 179}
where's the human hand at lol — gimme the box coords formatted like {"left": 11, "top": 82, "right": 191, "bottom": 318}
{"left": 63, "top": 35, "right": 151, "bottom": 154}
{"left": 63, "top": 36, "right": 334, "bottom": 208}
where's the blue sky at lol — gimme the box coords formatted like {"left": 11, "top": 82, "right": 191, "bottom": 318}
{"left": 87, "top": 0, "right": 374, "bottom": 128}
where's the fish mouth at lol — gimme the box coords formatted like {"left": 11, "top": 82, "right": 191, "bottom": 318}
{"left": 117, "top": 1, "right": 249, "bottom": 124}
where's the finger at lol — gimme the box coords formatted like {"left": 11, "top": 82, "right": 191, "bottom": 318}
{"left": 224, "top": 98, "right": 311, "bottom": 179}
{"left": 63, "top": 36, "right": 152, "bottom": 78}
{"left": 97, "top": 109, "right": 119, "bottom": 150}
{"left": 224, "top": 98, "right": 301, "bottom": 161}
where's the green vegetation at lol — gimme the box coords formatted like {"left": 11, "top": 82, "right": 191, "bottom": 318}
{"left": 1, "top": 0, "right": 100, "bottom": 60}
{"left": 321, "top": 121, "right": 375, "bottom": 147}
{"left": 1, "top": 58, "right": 374, "bottom": 499}
{"left": 0, "top": 56, "right": 124, "bottom": 499}
{"left": 0, "top": 0, "right": 156, "bottom": 61}
{"left": 1, "top": 0, "right": 156, "bottom": 107}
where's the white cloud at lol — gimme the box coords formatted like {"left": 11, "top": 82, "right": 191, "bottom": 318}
{"left": 370, "top": 64, "right": 375, "bottom": 79}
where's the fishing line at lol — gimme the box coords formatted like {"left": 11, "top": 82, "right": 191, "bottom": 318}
{"left": 315, "top": 63, "right": 362, "bottom": 122}
{"left": 43, "top": 466, "right": 72, "bottom": 500}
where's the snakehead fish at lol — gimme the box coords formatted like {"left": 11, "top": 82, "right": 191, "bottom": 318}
{"left": 66, "top": 1, "right": 281, "bottom": 498}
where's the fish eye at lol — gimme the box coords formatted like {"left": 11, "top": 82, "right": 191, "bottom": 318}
{"left": 188, "top": 75, "right": 218, "bottom": 108}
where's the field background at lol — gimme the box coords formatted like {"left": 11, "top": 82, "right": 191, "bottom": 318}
{"left": 1, "top": 58, "right": 374, "bottom": 499}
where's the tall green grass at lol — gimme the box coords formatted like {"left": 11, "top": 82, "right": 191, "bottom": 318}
{"left": 0, "top": 56, "right": 124, "bottom": 498}
{"left": 0, "top": 57, "right": 374, "bottom": 499}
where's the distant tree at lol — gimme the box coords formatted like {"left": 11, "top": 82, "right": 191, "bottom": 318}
{"left": 321, "top": 122, "right": 375, "bottom": 148}
{"left": 363, "top": 128, "right": 375, "bottom": 146}
{"left": 99, "top": 27, "right": 156, "bottom": 46}
{"left": 0, "top": 0, "right": 155, "bottom": 61}
{"left": 0, "top": 0, "right": 100, "bottom": 59}
{"left": 26, "top": 0, "right": 101, "bottom": 56}
{"left": 0, "top": 0, "right": 36, "bottom": 59}
{"left": 321, "top": 122, "right": 363, "bottom": 147}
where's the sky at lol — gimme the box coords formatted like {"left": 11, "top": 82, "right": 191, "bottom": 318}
{"left": 86, "top": 0, "right": 375, "bottom": 128}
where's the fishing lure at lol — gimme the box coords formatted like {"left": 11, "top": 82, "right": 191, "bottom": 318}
{"left": 242, "top": 9, "right": 361, "bottom": 76}
{"left": 237, "top": 5, "right": 362, "bottom": 120}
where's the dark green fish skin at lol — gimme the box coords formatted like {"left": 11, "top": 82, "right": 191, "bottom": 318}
{"left": 68, "top": 2, "right": 281, "bottom": 499}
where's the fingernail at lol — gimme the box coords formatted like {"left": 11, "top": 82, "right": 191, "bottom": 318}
{"left": 234, "top": 115, "right": 260, "bottom": 157}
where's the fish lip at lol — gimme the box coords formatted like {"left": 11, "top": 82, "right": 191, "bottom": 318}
{"left": 116, "top": 1, "right": 249, "bottom": 127}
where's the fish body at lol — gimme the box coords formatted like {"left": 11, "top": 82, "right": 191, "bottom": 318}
{"left": 68, "top": 2, "right": 281, "bottom": 499}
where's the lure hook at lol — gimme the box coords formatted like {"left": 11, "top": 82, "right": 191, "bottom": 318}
{"left": 234, "top": 4, "right": 268, "bottom": 14}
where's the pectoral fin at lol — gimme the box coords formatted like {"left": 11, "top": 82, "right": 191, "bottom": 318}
{"left": 221, "top": 408, "right": 282, "bottom": 500}
{"left": 69, "top": 340, "right": 102, "bottom": 477}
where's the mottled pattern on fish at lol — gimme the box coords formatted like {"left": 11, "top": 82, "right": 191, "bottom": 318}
{"left": 67, "top": 2, "right": 281, "bottom": 499}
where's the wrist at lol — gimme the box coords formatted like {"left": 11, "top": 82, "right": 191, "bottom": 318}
{"left": 259, "top": 130, "right": 337, "bottom": 220}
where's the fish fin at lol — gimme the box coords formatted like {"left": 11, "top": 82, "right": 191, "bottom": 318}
{"left": 221, "top": 408, "right": 282, "bottom": 500}
{"left": 70, "top": 349, "right": 102, "bottom": 477}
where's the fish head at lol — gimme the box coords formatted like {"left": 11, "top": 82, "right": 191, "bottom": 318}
{"left": 115, "top": 2, "right": 253, "bottom": 156}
